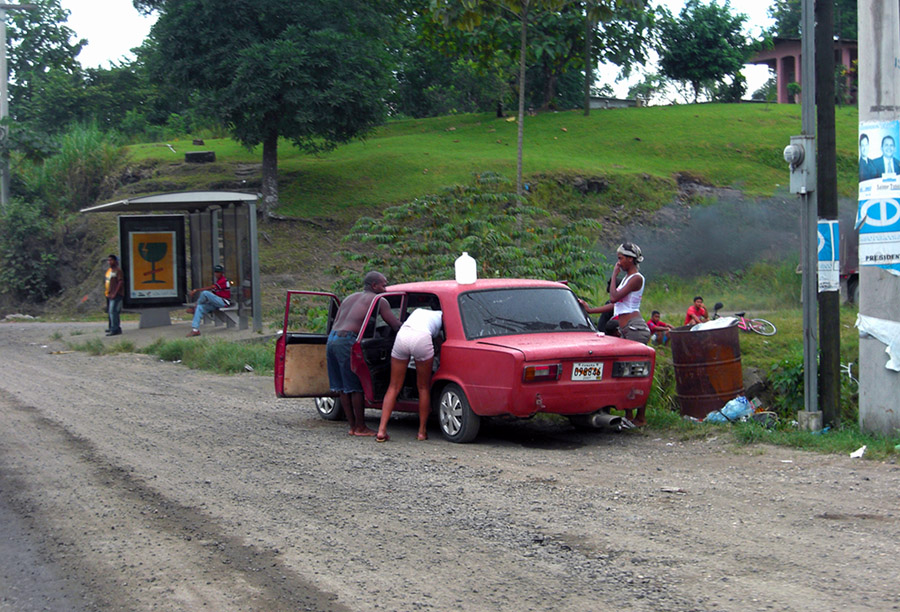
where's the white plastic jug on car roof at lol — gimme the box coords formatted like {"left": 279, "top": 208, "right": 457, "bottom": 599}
{"left": 455, "top": 252, "right": 477, "bottom": 284}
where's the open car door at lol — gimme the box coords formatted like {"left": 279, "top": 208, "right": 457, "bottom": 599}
{"left": 351, "top": 291, "right": 406, "bottom": 404}
{"left": 274, "top": 291, "right": 340, "bottom": 398}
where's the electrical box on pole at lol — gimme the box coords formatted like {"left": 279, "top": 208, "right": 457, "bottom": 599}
{"left": 784, "top": 135, "right": 816, "bottom": 194}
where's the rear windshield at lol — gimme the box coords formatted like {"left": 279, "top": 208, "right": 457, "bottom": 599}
{"left": 458, "top": 287, "right": 595, "bottom": 340}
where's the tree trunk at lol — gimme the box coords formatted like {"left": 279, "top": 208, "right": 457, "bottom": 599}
{"left": 584, "top": 15, "right": 594, "bottom": 116}
{"left": 541, "top": 65, "right": 558, "bottom": 110}
{"left": 261, "top": 131, "right": 279, "bottom": 217}
{"left": 516, "top": 5, "right": 528, "bottom": 197}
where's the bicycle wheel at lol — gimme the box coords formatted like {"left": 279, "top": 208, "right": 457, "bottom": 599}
{"left": 749, "top": 318, "right": 776, "bottom": 336}
{"left": 842, "top": 363, "right": 859, "bottom": 394}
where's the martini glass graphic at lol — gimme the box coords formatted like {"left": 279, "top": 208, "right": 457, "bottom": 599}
{"left": 138, "top": 242, "right": 167, "bottom": 284}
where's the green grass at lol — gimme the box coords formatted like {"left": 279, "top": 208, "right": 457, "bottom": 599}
{"left": 140, "top": 338, "right": 275, "bottom": 376}
{"left": 67, "top": 338, "right": 105, "bottom": 355}
{"left": 125, "top": 104, "right": 861, "bottom": 218}
{"left": 730, "top": 420, "right": 897, "bottom": 459}
{"left": 66, "top": 338, "right": 135, "bottom": 355}
{"left": 638, "top": 267, "right": 892, "bottom": 457}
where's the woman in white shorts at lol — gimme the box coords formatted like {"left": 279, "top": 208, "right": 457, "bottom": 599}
{"left": 375, "top": 308, "right": 443, "bottom": 442}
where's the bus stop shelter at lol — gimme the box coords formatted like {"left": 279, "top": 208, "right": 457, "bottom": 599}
{"left": 81, "top": 191, "right": 262, "bottom": 332}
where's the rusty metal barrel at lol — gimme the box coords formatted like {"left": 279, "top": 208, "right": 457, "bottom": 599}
{"left": 669, "top": 320, "right": 744, "bottom": 420}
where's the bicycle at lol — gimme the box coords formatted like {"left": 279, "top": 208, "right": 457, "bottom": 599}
{"left": 711, "top": 302, "right": 777, "bottom": 336}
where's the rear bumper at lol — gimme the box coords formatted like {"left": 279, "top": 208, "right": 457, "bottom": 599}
{"left": 465, "top": 378, "right": 653, "bottom": 418}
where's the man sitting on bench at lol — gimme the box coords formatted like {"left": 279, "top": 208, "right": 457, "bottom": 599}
{"left": 186, "top": 264, "right": 231, "bottom": 337}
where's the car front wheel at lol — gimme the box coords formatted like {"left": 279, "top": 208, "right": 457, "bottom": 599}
{"left": 315, "top": 396, "right": 344, "bottom": 421}
{"left": 438, "top": 383, "right": 480, "bottom": 443}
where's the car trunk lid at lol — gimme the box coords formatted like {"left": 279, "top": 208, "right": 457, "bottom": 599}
{"left": 476, "top": 332, "right": 652, "bottom": 361}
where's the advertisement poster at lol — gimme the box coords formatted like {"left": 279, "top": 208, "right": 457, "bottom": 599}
{"left": 118, "top": 215, "right": 186, "bottom": 308}
{"left": 128, "top": 231, "right": 178, "bottom": 299}
{"left": 817, "top": 219, "right": 840, "bottom": 292}
{"left": 858, "top": 120, "right": 900, "bottom": 272}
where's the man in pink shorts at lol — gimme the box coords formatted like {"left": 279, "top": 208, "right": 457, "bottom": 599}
{"left": 375, "top": 308, "right": 443, "bottom": 442}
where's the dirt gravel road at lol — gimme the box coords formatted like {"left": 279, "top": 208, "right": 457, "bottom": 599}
{"left": 2, "top": 321, "right": 899, "bottom": 611}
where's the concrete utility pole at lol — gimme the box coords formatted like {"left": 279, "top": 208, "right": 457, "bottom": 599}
{"left": 783, "top": 0, "right": 819, "bottom": 429}
{"left": 857, "top": 0, "right": 900, "bottom": 435}
{"left": 815, "top": 0, "right": 841, "bottom": 426}
{"left": 0, "top": 3, "right": 38, "bottom": 210}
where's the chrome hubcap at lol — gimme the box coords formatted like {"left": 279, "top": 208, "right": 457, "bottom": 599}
{"left": 316, "top": 397, "right": 335, "bottom": 416}
{"left": 439, "top": 391, "right": 462, "bottom": 436}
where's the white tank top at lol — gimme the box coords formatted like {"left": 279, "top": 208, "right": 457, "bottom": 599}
{"left": 613, "top": 272, "right": 644, "bottom": 317}
{"left": 403, "top": 308, "right": 443, "bottom": 337}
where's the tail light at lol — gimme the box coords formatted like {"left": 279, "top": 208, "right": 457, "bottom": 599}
{"left": 523, "top": 364, "right": 561, "bottom": 382}
{"left": 612, "top": 360, "right": 651, "bottom": 377}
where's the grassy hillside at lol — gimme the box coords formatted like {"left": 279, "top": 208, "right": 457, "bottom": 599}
{"left": 48, "top": 103, "right": 857, "bottom": 327}
{"left": 123, "top": 103, "right": 861, "bottom": 218}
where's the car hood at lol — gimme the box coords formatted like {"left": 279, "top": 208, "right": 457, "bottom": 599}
{"left": 476, "top": 332, "right": 655, "bottom": 361}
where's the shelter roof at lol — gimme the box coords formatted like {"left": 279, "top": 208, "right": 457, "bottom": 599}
{"left": 80, "top": 191, "right": 259, "bottom": 214}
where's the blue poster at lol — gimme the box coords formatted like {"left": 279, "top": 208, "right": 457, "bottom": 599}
{"left": 858, "top": 120, "right": 900, "bottom": 272}
{"left": 817, "top": 219, "right": 839, "bottom": 292}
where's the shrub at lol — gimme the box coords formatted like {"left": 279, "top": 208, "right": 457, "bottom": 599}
{"left": 0, "top": 198, "right": 59, "bottom": 301}
{"left": 333, "top": 172, "right": 606, "bottom": 296}
{"left": 19, "top": 122, "right": 124, "bottom": 214}
{"left": 768, "top": 350, "right": 805, "bottom": 417}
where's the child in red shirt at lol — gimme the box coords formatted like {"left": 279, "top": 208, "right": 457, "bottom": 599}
{"left": 647, "top": 310, "right": 673, "bottom": 345}
{"left": 684, "top": 296, "right": 709, "bottom": 326}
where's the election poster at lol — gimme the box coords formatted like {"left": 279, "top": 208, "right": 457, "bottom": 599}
{"left": 858, "top": 120, "right": 900, "bottom": 273}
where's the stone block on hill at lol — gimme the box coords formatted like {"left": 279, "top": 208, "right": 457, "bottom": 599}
{"left": 185, "top": 151, "right": 216, "bottom": 163}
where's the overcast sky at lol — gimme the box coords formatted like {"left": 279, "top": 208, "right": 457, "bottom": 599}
{"left": 57, "top": 0, "right": 776, "bottom": 97}
{"left": 602, "top": 0, "right": 776, "bottom": 98}
{"left": 60, "top": 0, "right": 156, "bottom": 68}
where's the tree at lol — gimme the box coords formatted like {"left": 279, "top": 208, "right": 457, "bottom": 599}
{"left": 583, "top": 0, "right": 653, "bottom": 114}
{"left": 142, "top": 0, "right": 393, "bottom": 215}
{"left": 627, "top": 72, "right": 668, "bottom": 103}
{"left": 5, "top": 0, "right": 86, "bottom": 132}
{"left": 429, "top": 0, "right": 643, "bottom": 196}
{"left": 656, "top": 0, "right": 748, "bottom": 103}
{"left": 767, "top": 0, "right": 856, "bottom": 40}
{"left": 527, "top": 4, "right": 651, "bottom": 111}
{"left": 751, "top": 76, "right": 777, "bottom": 102}
{"left": 390, "top": 7, "right": 511, "bottom": 118}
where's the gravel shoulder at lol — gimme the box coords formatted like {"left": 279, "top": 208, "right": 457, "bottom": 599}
{"left": 1, "top": 321, "right": 899, "bottom": 611}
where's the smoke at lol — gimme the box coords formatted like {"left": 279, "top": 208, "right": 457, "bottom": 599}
{"left": 603, "top": 188, "right": 858, "bottom": 279}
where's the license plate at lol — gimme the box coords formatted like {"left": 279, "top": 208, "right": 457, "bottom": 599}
{"left": 572, "top": 362, "right": 603, "bottom": 381}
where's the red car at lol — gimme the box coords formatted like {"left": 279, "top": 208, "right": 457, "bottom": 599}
{"left": 275, "top": 279, "right": 656, "bottom": 443}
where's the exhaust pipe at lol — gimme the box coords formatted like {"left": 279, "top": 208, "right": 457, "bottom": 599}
{"left": 588, "top": 412, "right": 624, "bottom": 430}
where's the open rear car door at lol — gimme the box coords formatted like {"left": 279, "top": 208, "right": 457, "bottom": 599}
{"left": 274, "top": 291, "right": 340, "bottom": 398}
{"left": 351, "top": 292, "right": 406, "bottom": 404}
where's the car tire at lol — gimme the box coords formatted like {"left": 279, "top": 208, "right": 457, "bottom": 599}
{"left": 315, "top": 396, "right": 345, "bottom": 421}
{"left": 438, "top": 383, "right": 480, "bottom": 443}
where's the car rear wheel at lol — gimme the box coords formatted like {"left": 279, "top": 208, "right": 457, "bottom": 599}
{"left": 315, "top": 396, "right": 345, "bottom": 421}
{"left": 438, "top": 384, "right": 480, "bottom": 443}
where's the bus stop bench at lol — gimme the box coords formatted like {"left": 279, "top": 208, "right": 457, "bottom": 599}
{"left": 183, "top": 302, "right": 240, "bottom": 329}
{"left": 210, "top": 304, "right": 240, "bottom": 328}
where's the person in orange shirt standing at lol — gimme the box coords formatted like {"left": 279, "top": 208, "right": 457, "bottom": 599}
{"left": 105, "top": 254, "right": 125, "bottom": 336}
